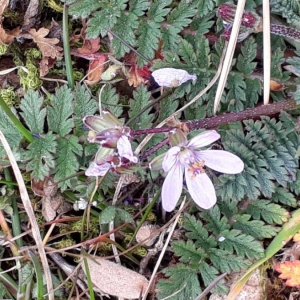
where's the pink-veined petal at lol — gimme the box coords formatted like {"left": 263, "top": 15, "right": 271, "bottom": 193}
{"left": 117, "top": 135, "right": 138, "bottom": 163}
{"left": 162, "top": 164, "right": 184, "bottom": 212}
{"left": 197, "top": 150, "right": 244, "bottom": 174}
{"left": 83, "top": 115, "right": 108, "bottom": 132}
{"left": 162, "top": 146, "right": 180, "bottom": 172}
{"left": 188, "top": 130, "right": 220, "bottom": 149}
{"left": 95, "top": 147, "right": 114, "bottom": 165}
{"left": 185, "top": 170, "right": 216, "bottom": 209}
{"left": 85, "top": 162, "right": 111, "bottom": 176}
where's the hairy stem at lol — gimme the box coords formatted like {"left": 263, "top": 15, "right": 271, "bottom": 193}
{"left": 138, "top": 99, "right": 298, "bottom": 159}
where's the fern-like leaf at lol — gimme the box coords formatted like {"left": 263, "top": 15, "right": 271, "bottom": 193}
{"left": 232, "top": 214, "right": 279, "bottom": 239}
{"left": 24, "top": 132, "right": 57, "bottom": 181}
{"left": 129, "top": 86, "right": 153, "bottom": 129}
{"left": 20, "top": 90, "right": 46, "bottom": 134}
{"left": 53, "top": 136, "right": 83, "bottom": 190}
{"left": 48, "top": 86, "right": 74, "bottom": 137}
{"left": 157, "top": 264, "right": 201, "bottom": 300}
{"left": 73, "top": 85, "right": 98, "bottom": 136}
{"left": 218, "top": 229, "right": 264, "bottom": 259}
{"left": 245, "top": 200, "right": 289, "bottom": 225}
{"left": 172, "top": 241, "right": 207, "bottom": 264}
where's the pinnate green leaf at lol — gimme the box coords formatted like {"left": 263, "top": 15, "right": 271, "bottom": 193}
{"left": 157, "top": 264, "right": 201, "bottom": 300}
{"left": 24, "top": 132, "right": 57, "bottom": 181}
{"left": 73, "top": 85, "right": 98, "bottom": 136}
{"left": 245, "top": 200, "right": 289, "bottom": 225}
{"left": 219, "top": 229, "right": 264, "bottom": 259}
{"left": 48, "top": 86, "right": 74, "bottom": 137}
{"left": 20, "top": 90, "right": 46, "bottom": 134}
{"left": 129, "top": 86, "right": 153, "bottom": 129}
{"left": 232, "top": 214, "right": 279, "bottom": 239}
{"left": 53, "top": 136, "right": 83, "bottom": 190}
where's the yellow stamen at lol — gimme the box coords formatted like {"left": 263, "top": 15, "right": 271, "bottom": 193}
{"left": 188, "top": 161, "right": 205, "bottom": 179}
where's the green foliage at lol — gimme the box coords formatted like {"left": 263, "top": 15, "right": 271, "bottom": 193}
{"left": 20, "top": 90, "right": 46, "bottom": 134}
{"left": 218, "top": 115, "right": 298, "bottom": 202}
{"left": 157, "top": 264, "right": 201, "bottom": 300}
{"left": 271, "top": 0, "right": 300, "bottom": 23}
{"left": 73, "top": 84, "right": 98, "bottom": 136}
{"left": 101, "top": 85, "right": 123, "bottom": 117}
{"left": 54, "top": 136, "right": 83, "bottom": 191}
{"left": 48, "top": 86, "right": 74, "bottom": 137}
{"left": 24, "top": 132, "right": 57, "bottom": 181}
{"left": 69, "top": 0, "right": 198, "bottom": 66}
{"left": 129, "top": 85, "right": 154, "bottom": 129}
{"left": 236, "top": 37, "right": 257, "bottom": 75}
{"left": 99, "top": 206, "right": 134, "bottom": 224}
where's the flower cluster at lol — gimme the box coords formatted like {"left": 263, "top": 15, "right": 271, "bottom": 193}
{"left": 150, "top": 129, "right": 244, "bottom": 212}
{"left": 83, "top": 110, "right": 137, "bottom": 176}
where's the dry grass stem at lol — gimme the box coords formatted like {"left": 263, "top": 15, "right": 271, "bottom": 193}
{"left": 263, "top": 0, "right": 271, "bottom": 105}
{"left": 0, "top": 130, "right": 54, "bottom": 300}
{"left": 141, "top": 198, "right": 186, "bottom": 300}
{"left": 213, "top": 0, "right": 246, "bottom": 114}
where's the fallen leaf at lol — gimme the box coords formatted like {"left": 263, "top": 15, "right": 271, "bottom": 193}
{"left": 0, "top": 23, "right": 20, "bottom": 45}
{"left": 275, "top": 260, "right": 300, "bottom": 287}
{"left": 83, "top": 257, "right": 148, "bottom": 299}
{"left": 0, "top": 0, "right": 9, "bottom": 16}
{"left": 77, "top": 37, "right": 100, "bottom": 55}
{"left": 270, "top": 80, "right": 284, "bottom": 91}
{"left": 22, "top": 0, "right": 39, "bottom": 31}
{"left": 39, "top": 56, "right": 56, "bottom": 77}
{"left": 31, "top": 177, "right": 58, "bottom": 197}
{"left": 28, "top": 28, "right": 63, "bottom": 59}
{"left": 85, "top": 54, "right": 108, "bottom": 85}
{"left": 42, "top": 194, "right": 72, "bottom": 221}
{"left": 128, "top": 64, "right": 151, "bottom": 87}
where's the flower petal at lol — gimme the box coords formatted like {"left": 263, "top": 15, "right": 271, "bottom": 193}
{"left": 185, "top": 170, "right": 216, "bottom": 209}
{"left": 188, "top": 130, "right": 220, "bottom": 149}
{"left": 162, "top": 164, "right": 184, "bottom": 212}
{"left": 197, "top": 150, "right": 244, "bottom": 174}
{"left": 117, "top": 135, "right": 138, "bottom": 163}
{"left": 85, "top": 162, "right": 111, "bottom": 176}
{"left": 162, "top": 146, "right": 180, "bottom": 172}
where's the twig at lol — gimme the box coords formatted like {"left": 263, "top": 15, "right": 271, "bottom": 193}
{"left": 213, "top": 0, "right": 246, "bottom": 114}
{"left": 194, "top": 272, "right": 228, "bottom": 300}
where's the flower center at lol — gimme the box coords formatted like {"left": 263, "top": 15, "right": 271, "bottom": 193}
{"left": 188, "top": 161, "right": 205, "bottom": 179}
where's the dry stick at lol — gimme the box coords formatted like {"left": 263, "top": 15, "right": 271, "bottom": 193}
{"left": 134, "top": 42, "right": 228, "bottom": 156}
{"left": 194, "top": 272, "right": 228, "bottom": 300}
{"left": 213, "top": 0, "right": 246, "bottom": 114}
{"left": 263, "top": 0, "right": 271, "bottom": 105}
{"left": 0, "top": 130, "right": 54, "bottom": 300}
{"left": 141, "top": 198, "right": 186, "bottom": 300}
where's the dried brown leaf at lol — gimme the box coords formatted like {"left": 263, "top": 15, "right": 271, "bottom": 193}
{"left": 28, "top": 28, "right": 63, "bottom": 59}
{"left": 85, "top": 54, "right": 108, "bottom": 85}
{"left": 39, "top": 56, "right": 56, "bottom": 77}
{"left": 83, "top": 257, "right": 148, "bottom": 299}
{"left": 0, "top": 23, "right": 20, "bottom": 45}
{"left": 0, "top": 0, "right": 9, "bottom": 16}
{"left": 22, "top": 0, "right": 39, "bottom": 31}
{"left": 77, "top": 37, "right": 100, "bottom": 55}
{"left": 42, "top": 194, "right": 72, "bottom": 221}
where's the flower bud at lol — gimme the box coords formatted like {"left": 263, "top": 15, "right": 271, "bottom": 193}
{"left": 95, "top": 128, "right": 121, "bottom": 148}
{"left": 168, "top": 129, "right": 187, "bottom": 147}
{"left": 218, "top": 3, "right": 262, "bottom": 31}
